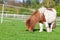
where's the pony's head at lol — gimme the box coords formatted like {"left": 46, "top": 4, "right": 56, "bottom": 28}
{"left": 26, "top": 11, "right": 40, "bottom": 31}
{"left": 26, "top": 19, "right": 32, "bottom": 31}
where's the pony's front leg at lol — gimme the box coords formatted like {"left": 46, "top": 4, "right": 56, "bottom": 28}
{"left": 39, "top": 23, "right": 43, "bottom": 32}
{"left": 44, "top": 22, "right": 50, "bottom": 32}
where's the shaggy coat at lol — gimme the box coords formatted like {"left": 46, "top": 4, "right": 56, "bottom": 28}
{"left": 26, "top": 10, "right": 46, "bottom": 31}
{"left": 26, "top": 7, "right": 56, "bottom": 32}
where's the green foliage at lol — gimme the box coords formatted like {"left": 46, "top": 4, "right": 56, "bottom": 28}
{"left": 42, "top": 0, "right": 55, "bottom": 8}
{"left": 56, "top": 5, "right": 60, "bottom": 16}
{"left": 5, "top": 7, "right": 15, "bottom": 14}
{"left": 54, "top": 0, "right": 60, "bottom": 5}
{"left": 19, "top": 8, "right": 32, "bottom": 15}
{"left": 0, "top": 5, "right": 2, "bottom": 10}
{"left": 0, "top": 0, "right": 60, "bottom": 16}
{"left": 0, "top": 0, "right": 2, "bottom": 4}
{"left": 0, "top": 5, "right": 60, "bottom": 16}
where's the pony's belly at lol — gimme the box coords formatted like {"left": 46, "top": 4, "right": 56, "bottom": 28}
{"left": 44, "top": 10, "right": 56, "bottom": 23}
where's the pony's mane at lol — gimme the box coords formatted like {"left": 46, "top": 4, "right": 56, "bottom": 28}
{"left": 38, "top": 7, "right": 46, "bottom": 13}
{"left": 32, "top": 10, "right": 39, "bottom": 16}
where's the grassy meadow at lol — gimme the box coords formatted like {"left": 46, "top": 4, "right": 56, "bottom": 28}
{"left": 0, "top": 19, "right": 60, "bottom": 40}
{"left": 0, "top": 1, "right": 60, "bottom": 40}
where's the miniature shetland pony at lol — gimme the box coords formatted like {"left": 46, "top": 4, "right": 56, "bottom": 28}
{"left": 26, "top": 7, "right": 56, "bottom": 32}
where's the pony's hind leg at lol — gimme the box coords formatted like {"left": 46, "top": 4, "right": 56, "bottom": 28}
{"left": 44, "top": 22, "right": 51, "bottom": 32}
{"left": 50, "top": 22, "right": 55, "bottom": 32}
{"left": 39, "top": 23, "right": 43, "bottom": 32}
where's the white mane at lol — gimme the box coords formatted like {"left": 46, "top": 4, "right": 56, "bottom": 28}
{"left": 38, "top": 6, "right": 46, "bottom": 13}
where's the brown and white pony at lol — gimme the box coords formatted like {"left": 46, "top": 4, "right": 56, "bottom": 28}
{"left": 26, "top": 7, "right": 56, "bottom": 32}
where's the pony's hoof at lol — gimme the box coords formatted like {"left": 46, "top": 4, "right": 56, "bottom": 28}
{"left": 39, "top": 30, "right": 43, "bottom": 32}
{"left": 47, "top": 30, "right": 52, "bottom": 32}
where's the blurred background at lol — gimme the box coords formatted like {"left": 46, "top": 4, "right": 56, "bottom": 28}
{"left": 0, "top": 0, "right": 60, "bottom": 19}
{"left": 0, "top": 0, "right": 60, "bottom": 16}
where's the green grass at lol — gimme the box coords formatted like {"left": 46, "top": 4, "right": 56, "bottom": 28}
{"left": 0, "top": 19, "right": 60, "bottom": 40}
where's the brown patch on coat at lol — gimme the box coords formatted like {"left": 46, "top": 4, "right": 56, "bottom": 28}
{"left": 26, "top": 10, "right": 46, "bottom": 31}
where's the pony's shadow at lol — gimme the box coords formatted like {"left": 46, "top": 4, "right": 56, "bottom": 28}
{"left": 33, "top": 29, "right": 46, "bottom": 32}
{"left": 26, "top": 29, "right": 46, "bottom": 32}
